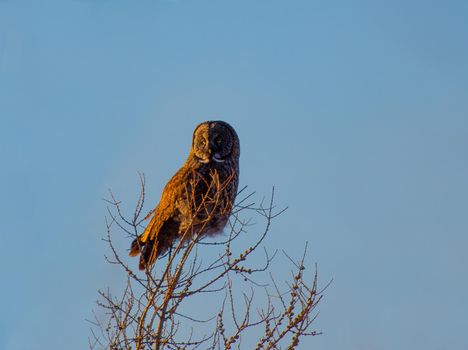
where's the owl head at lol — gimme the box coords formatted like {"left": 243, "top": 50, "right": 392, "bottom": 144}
{"left": 191, "top": 121, "right": 240, "bottom": 164}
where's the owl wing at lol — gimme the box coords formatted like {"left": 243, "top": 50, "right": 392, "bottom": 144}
{"left": 129, "top": 165, "right": 193, "bottom": 270}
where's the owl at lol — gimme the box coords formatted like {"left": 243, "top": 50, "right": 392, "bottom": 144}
{"left": 129, "top": 120, "right": 240, "bottom": 270}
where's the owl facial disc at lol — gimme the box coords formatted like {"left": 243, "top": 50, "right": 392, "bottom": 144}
{"left": 192, "top": 120, "right": 239, "bottom": 164}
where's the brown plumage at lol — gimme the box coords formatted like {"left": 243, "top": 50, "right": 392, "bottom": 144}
{"left": 129, "top": 121, "right": 240, "bottom": 270}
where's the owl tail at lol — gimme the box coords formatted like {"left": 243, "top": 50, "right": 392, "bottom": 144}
{"left": 128, "top": 215, "right": 158, "bottom": 269}
{"left": 128, "top": 237, "right": 158, "bottom": 270}
{"left": 139, "top": 239, "right": 158, "bottom": 271}
{"left": 129, "top": 216, "right": 175, "bottom": 271}
{"left": 129, "top": 238, "right": 143, "bottom": 257}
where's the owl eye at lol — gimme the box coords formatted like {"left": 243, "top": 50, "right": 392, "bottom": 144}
{"left": 198, "top": 138, "right": 207, "bottom": 148}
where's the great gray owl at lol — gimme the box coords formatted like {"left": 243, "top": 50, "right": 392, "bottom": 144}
{"left": 129, "top": 120, "right": 240, "bottom": 270}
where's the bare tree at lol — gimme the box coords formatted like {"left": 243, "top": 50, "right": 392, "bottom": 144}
{"left": 89, "top": 174, "right": 326, "bottom": 350}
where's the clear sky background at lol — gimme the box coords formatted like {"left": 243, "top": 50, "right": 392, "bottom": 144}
{"left": 1, "top": 0, "right": 467, "bottom": 349}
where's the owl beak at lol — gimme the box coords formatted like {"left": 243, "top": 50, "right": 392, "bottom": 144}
{"left": 212, "top": 153, "right": 225, "bottom": 163}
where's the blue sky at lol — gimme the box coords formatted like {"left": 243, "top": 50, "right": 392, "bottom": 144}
{"left": 1, "top": 0, "right": 467, "bottom": 349}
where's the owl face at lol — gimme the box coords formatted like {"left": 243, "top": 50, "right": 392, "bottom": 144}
{"left": 192, "top": 121, "right": 239, "bottom": 164}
